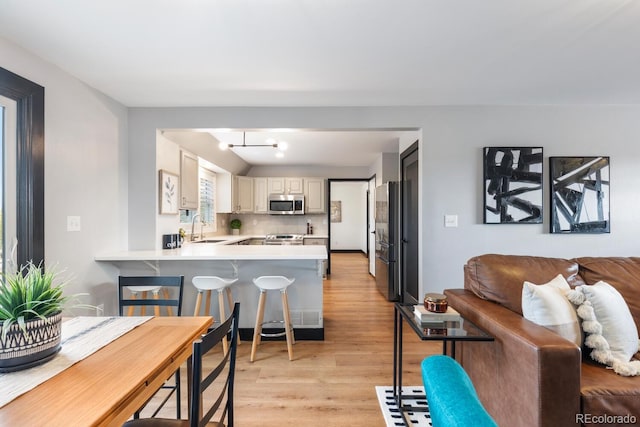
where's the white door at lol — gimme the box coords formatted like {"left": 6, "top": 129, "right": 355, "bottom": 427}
{"left": 368, "top": 177, "right": 376, "bottom": 276}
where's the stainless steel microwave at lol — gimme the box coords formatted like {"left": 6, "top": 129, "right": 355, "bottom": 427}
{"left": 268, "top": 194, "right": 305, "bottom": 215}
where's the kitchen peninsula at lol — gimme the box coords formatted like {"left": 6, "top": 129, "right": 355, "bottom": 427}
{"left": 95, "top": 239, "right": 327, "bottom": 339}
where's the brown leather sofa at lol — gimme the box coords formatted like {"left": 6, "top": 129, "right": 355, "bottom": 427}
{"left": 444, "top": 254, "right": 640, "bottom": 427}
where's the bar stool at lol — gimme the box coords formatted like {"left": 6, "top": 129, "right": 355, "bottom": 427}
{"left": 192, "top": 276, "right": 239, "bottom": 354}
{"left": 251, "top": 276, "right": 295, "bottom": 362}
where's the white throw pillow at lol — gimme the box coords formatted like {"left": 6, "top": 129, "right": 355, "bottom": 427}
{"left": 522, "top": 274, "right": 582, "bottom": 347}
{"left": 567, "top": 281, "right": 640, "bottom": 376}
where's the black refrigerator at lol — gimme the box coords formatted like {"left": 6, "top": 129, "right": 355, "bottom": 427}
{"left": 375, "top": 182, "right": 399, "bottom": 301}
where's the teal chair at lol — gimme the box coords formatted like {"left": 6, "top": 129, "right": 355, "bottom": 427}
{"left": 421, "top": 355, "right": 497, "bottom": 427}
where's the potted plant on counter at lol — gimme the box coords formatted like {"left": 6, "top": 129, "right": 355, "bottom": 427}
{"left": 230, "top": 218, "right": 242, "bottom": 235}
{"left": 0, "top": 262, "right": 69, "bottom": 372}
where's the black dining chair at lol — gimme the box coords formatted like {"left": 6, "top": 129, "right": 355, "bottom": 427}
{"left": 123, "top": 302, "right": 240, "bottom": 427}
{"left": 118, "top": 275, "right": 185, "bottom": 419}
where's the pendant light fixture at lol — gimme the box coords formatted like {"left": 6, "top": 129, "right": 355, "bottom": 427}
{"left": 218, "top": 132, "right": 287, "bottom": 151}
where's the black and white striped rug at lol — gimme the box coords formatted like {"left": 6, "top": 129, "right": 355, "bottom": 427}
{"left": 375, "top": 386, "right": 432, "bottom": 427}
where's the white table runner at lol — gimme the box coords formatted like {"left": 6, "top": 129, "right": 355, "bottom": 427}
{"left": 0, "top": 316, "right": 151, "bottom": 408}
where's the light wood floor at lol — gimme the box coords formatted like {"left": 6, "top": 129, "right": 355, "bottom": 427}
{"left": 146, "top": 252, "right": 439, "bottom": 426}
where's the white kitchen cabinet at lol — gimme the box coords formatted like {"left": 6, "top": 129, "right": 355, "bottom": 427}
{"left": 268, "top": 177, "right": 304, "bottom": 195}
{"left": 304, "top": 178, "right": 326, "bottom": 213}
{"left": 216, "top": 173, "right": 232, "bottom": 213}
{"left": 253, "top": 177, "right": 268, "bottom": 214}
{"left": 180, "top": 150, "right": 199, "bottom": 209}
{"left": 234, "top": 176, "right": 254, "bottom": 213}
{"left": 267, "top": 177, "right": 285, "bottom": 194}
{"left": 286, "top": 177, "right": 304, "bottom": 194}
{"left": 217, "top": 174, "right": 252, "bottom": 213}
{"left": 304, "top": 237, "right": 328, "bottom": 276}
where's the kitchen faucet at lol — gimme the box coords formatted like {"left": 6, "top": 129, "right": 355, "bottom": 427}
{"left": 191, "top": 213, "right": 201, "bottom": 241}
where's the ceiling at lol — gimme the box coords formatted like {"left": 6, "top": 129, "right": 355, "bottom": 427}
{"left": 2, "top": 1, "right": 638, "bottom": 166}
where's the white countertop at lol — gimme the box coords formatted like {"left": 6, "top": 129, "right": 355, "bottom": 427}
{"left": 196, "top": 234, "right": 328, "bottom": 241}
{"left": 95, "top": 242, "right": 327, "bottom": 262}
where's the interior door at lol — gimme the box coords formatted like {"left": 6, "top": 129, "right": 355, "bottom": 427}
{"left": 400, "top": 141, "right": 419, "bottom": 305}
{"left": 368, "top": 176, "right": 376, "bottom": 276}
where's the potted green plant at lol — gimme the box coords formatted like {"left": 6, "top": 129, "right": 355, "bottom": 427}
{"left": 230, "top": 218, "right": 242, "bottom": 235}
{"left": 0, "top": 262, "right": 69, "bottom": 372}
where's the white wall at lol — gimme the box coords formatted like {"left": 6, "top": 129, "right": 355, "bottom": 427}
{"left": 1, "top": 37, "right": 128, "bottom": 314}
{"left": 330, "top": 182, "right": 368, "bottom": 251}
{"left": 156, "top": 131, "right": 181, "bottom": 247}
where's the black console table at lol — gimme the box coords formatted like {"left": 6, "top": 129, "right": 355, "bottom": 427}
{"left": 393, "top": 302, "right": 494, "bottom": 425}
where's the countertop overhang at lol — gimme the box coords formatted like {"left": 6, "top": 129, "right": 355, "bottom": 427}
{"left": 95, "top": 244, "right": 327, "bottom": 262}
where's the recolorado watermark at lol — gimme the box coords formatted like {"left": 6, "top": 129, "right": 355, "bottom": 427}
{"left": 576, "top": 413, "right": 637, "bottom": 425}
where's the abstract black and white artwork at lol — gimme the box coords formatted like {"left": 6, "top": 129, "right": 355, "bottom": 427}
{"left": 549, "top": 156, "right": 610, "bottom": 234}
{"left": 483, "top": 147, "right": 543, "bottom": 224}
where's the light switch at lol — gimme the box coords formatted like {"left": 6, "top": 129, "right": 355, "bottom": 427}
{"left": 444, "top": 214, "right": 458, "bottom": 228}
{"left": 67, "top": 216, "right": 81, "bottom": 232}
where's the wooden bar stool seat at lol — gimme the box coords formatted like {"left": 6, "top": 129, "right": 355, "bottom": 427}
{"left": 250, "top": 276, "right": 295, "bottom": 362}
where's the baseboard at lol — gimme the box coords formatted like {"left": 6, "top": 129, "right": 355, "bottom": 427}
{"left": 330, "top": 249, "right": 367, "bottom": 256}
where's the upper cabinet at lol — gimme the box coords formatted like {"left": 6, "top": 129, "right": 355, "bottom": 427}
{"left": 217, "top": 174, "right": 253, "bottom": 213}
{"left": 253, "top": 177, "right": 268, "bottom": 214}
{"left": 218, "top": 175, "right": 325, "bottom": 215}
{"left": 305, "top": 178, "right": 326, "bottom": 213}
{"left": 180, "top": 150, "right": 199, "bottom": 210}
{"left": 267, "top": 177, "right": 285, "bottom": 194}
{"left": 287, "top": 177, "right": 304, "bottom": 194}
{"left": 234, "top": 176, "right": 254, "bottom": 213}
{"left": 268, "top": 177, "right": 304, "bottom": 195}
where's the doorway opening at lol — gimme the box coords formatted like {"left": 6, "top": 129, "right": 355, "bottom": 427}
{"left": 327, "top": 178, "right": 374, "bottom": 275}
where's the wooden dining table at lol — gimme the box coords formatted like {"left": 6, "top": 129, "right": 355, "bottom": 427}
{"left": 0, "top": 316, "right": 212, "bottom": 427}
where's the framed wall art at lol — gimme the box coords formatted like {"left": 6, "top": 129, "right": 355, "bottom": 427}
{"left": 483, "top": 147, "right": 543, "bottom": 224}
{"left": 549, "top": 156, "right": 610, "bottom": 234}
{"left": 330, "top": 201, "right": 342, "bottom": 223}
{"left": 159, "top": 170, "right": 179, "bottom": 214}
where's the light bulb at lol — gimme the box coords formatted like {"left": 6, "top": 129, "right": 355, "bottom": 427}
{"left": 218, "top": 141, "right": 229, "bottom": 150}
{"left": 277, "top": 141, "right": 288, "bottom": 151}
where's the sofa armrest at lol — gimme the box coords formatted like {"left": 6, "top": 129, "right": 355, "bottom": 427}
{"left": 444, "top": 289, "right": 581, "bottom": 427}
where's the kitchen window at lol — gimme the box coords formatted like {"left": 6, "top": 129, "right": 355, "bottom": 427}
{"left": 180, "top": 167, "right": 217, "bottom": 232}
{"left": 199, "top": 170, "right": 215, "bottom": 225}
